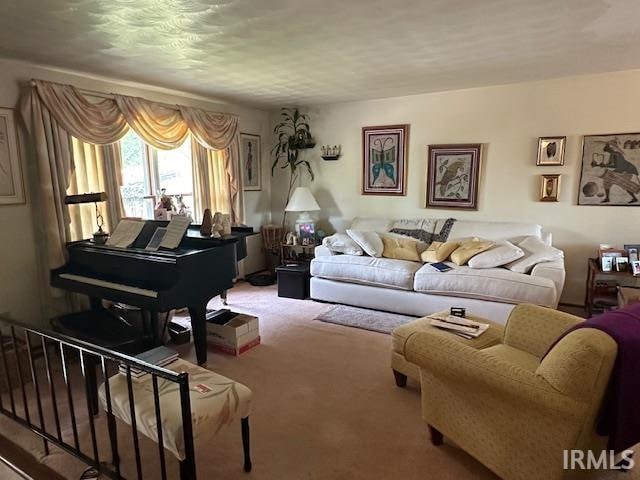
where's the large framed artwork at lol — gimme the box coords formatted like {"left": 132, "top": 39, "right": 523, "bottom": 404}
{"left": 426, "top": 144, "right": 482, "bottom": 210}
{"left": 0, "top": 107, "right": 24, "bottom": 205}
{"left": 362, "top": 124, "right": 409, "bottom": 196}
{"left": 578, "top": 133, "right": 640, "bottom": 205}
{"left": 240, "top": 133, "right": 261, "bottom": 191}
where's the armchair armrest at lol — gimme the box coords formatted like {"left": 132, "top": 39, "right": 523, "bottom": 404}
{"left": 405, "top": 330, "right": 582, "bottom": 416}
{"left": 530, "top": 259, "right": 565, "bottom": 306}
{"left": 314, "top": 245, "right": 335, "bottom": 257}
{"left": 503, "top": 304, "right": 582, "bottom": 358}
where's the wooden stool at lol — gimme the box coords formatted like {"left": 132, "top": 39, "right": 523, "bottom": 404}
{"left": 99, "top": 358, "right": 252, "bottom": 478}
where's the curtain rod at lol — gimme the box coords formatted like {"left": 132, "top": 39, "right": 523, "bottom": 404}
{"left": 26, "top": 79, "right": 238, "bottom": 117}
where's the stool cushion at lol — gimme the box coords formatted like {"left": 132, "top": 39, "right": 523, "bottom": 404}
{"left": 98, "top": 358, "right": 252, "bottom": 460}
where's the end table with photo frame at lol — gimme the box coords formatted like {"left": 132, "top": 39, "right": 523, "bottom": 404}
{"left": 280, "top": 242, "right": 316, "bottom": 264}
{"left": 585, "top": 258, "right": 640, "bottom": 316}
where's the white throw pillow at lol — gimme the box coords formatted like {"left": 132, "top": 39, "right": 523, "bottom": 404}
{"left": 468, "top": 240, "right": 524, "bottom": 269}
{"left": 506, "top": 236, "right": 563, "bottom": 274}
{"left": 346, "top": 229, "right": 384, "bottom": 257}
{"left": 322, "top": 233, "right": 364, "bottom": 256}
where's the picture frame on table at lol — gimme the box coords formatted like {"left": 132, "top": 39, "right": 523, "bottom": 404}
{"left": 624, "top": 244, "right": 640, "bottom": 263}
{"left": 240, "top": 133, "right": 261, "bottom": 191}
{"left": 536, "top": 136, "right": 566, "bottom": 166}
{"left": 0, "top": 107, "right": 25, "bottom": 205}
{"left": 578, "top": 133, "right": 640, "bottom": 205}
{"left": 362, "top": 124, "right": 409, "bottom": 196}
{"left": 540, "top": 174, "right": 561, "bottom": 202}
{"left": 631, "top": 260, "right": 640, "bottom": 276}
{"left": 426, "top": 144, "right": 482, "bottom": 210}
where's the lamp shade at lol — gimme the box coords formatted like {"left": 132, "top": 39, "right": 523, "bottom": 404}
{"left": 285, "top": 187, "right": 320, "bottom": 212}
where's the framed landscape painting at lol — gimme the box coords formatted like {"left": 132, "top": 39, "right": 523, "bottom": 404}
{"left": 362, "top": 124, "right": 409, "bottom": 196}
{"left": 578, "top": 133, "right": 640, "bottom": 205}
{"left": 240, "top": 133, "right": 261, "bottom": 191}
{"left": 0, "top": 107, "right": 24, "bottom": 205}
{"left": 426, "top": 144, "right": 482, "bottom": 210}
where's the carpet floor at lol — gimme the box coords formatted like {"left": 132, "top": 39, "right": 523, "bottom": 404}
{"left": 0, "top": 282, "right": 635, "bottom": 479}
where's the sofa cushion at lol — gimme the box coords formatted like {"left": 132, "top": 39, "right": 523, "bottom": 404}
{"left": 322, "top": 233, "right": 363, "bottom": 255}
{"left": 450, "top": 239, "right": 494, "bottom": 265}
{"left": 311, "top": 255, "right": 422, "bottom": 290}
{"left": 346, "top": 229, "right": 384, "bottom": 257}
{"left": 468, "top": 240, "right": 524, "bottom": 269}
{"left": 381, "top": 234, "right": 421, "bottom": 261}
{"left": 421, "top": 241, "right": 459, "bottom": 263}
{"left": 413, "top": 264, "right": 557, "bottom": 307}
{"left": 506, "top": 236, "right": 563, "bottom": 274}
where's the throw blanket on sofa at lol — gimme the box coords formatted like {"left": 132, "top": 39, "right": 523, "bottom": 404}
{"left": 390, "top": 218, "right": 456, "bottom": 244}
{"left": 546, "top": 304, "right": 640, "bottom": 452}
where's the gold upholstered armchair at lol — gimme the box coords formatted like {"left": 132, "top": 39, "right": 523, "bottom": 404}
{"left": 405, "top": 304, "right": 618, "bottom": 480}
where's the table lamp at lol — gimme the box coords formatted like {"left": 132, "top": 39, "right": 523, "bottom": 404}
{"left": 65, "top": 192, "right": 109, "bottom": 244}
{"left": 285, "top": 187, "right": 320, "bottom": 244}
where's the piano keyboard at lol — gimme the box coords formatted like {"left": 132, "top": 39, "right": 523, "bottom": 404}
{"left": 58, "top": 273, "right": 159, "bottom": 298}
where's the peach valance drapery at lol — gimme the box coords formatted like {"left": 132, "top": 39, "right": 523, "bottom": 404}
{"left": 20, "top": 79, "right": 243, "bottom": 276}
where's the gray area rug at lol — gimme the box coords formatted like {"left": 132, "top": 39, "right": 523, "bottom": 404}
{"left": 315, "top": 305, "right": 417, "bottom": 334}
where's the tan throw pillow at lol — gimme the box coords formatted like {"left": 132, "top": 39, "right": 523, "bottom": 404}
{"left": 421, "top": 241, "right": 459, "bottom": 263}
{"left": 381, "top": 234, "right": 421, "bottom": 262}
{"left": 450, "top": 239, "right": 494, "bottom": 266}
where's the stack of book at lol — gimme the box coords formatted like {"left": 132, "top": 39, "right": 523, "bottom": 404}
{"left": 429, "top": 315, "right": 489, "bottom": 339}
{"left": 119, "top": 346, "right": 179, "bottom": 380}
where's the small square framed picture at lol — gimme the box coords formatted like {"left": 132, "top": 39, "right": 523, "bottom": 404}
{"left": 536, "top": 136, "right": 566, "bottom": 166}
{"left": 632, "top": 260, "right": 640, "bottom": 276}
{"left": 540, "top": 174, "right": 561, "bottom": 202}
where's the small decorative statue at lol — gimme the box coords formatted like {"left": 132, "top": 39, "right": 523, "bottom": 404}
{"left": 211, "top": 212, "right": 224, "bottom": 238}
{"left": 200, "top": 209, "right": 213, "bottom": 236}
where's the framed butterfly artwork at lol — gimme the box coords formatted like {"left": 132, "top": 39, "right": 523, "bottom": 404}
{"left": 362, "top": 124, "right": 409, "bottom": 196}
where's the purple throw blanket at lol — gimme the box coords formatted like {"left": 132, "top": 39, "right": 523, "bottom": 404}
{"left": 547, "top": 303, "right": 640, "bottom": 452}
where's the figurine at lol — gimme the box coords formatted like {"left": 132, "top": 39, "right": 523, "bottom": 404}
{"left": 211, "top": 212, "right": 224, "bottom": 238}
{"left": 200, "top": 209, "right": 213, "bottom": 236}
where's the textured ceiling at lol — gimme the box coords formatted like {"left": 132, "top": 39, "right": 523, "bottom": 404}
{"left": 0, "top": 0, "right": 639, "bottom": 108}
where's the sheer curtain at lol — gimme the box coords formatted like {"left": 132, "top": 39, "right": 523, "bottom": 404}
{"left": 67, "top": 138, "right": 125, "bottom": 241}
{"left": 192, "top": 137, "right": 231, "bottom": 220}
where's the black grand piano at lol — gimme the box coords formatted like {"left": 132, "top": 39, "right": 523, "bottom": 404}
{"left": 51, "top": 220, "right": 249, "bottom": 365}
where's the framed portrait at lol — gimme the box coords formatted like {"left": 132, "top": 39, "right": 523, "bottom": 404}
{"left": 0, "top": 107, "right": 25, "bottom": 205}
{"left": 240, "top": 133, "right": 261, "bottom": 191}
{"left": 362, "top": 124, "right": 409, "bottom": 196}
{"left": 540, "top": 174, "right": 561, "bottom": 202}
{"left": 426, "top": 144, "right": 482, "bottom": 210}
{"left": 536, "top": 136, "right": 565, "bottom": 166}
{"left": 578, "top": 133, "right": 640, "bottom": 206}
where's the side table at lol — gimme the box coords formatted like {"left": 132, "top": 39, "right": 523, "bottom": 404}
{"left": 585, "top": 258, "right": 640, "bottom": 316}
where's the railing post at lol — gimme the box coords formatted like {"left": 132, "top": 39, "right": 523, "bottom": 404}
{"left": 179, "top": 373, "right": 196, "bottom": 480}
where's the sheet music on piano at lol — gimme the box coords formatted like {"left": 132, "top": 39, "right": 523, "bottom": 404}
{"left": 106, "top": 219, "right": 146, "bottom": 248}
{"left": 160, "top": 216, "right": 191, "bottom": 249}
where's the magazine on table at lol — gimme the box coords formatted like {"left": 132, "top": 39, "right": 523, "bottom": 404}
{"left": 428, "top": 314, "right": 489, "bottom": 338}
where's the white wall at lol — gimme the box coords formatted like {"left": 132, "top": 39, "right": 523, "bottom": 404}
{"left": 272, "top": 70, "right": 640, "bottom": 305}
{"left": 0, "top": 58, "right": 271, "bottom": 326}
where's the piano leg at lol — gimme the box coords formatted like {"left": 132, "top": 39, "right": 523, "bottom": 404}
{"left": 221, "top": 290, "right": 228, "bottom": 306}
{"left": 188, "top": 305, "right": 208, "bottom": 365}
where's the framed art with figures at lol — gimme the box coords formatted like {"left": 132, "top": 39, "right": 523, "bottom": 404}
{"left": 426, "top": 144, "right": 482, "bottom": 210}
{"left": 0, "top": 107, "right": 25, "bottom": 205}
{"left": 536, "top": 136, "right": 565, "bottom": 166}
{"left": 578, "top": 133, "right": 640, "bottom": 205}
{"left": 240, "top": 133, "right": 261, "bottom": 191}
{"left": 362, "top": 124, "right": 409, "bottom": 196}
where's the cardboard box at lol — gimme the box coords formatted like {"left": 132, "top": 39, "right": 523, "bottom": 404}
{"left": 206, "top": 312, "right": 259, "bottom": 356}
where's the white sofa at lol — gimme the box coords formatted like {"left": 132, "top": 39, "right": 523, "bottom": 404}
{"left": 310, "top": 218, "right": 565, "bottom": 324}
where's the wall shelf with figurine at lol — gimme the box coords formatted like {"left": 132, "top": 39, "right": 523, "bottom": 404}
{"left": 321, "top": 145, "right": 342, "bottom": 161}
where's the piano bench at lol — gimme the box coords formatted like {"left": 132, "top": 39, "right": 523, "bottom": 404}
{"left": 98, "top": 358, "right": 253, "bottom": 476}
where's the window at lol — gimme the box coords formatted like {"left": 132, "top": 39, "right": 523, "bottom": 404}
{"left": 119, "top": 130, "right": 193, "bottom": 219}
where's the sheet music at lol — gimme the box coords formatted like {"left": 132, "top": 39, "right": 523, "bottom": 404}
{"left": 160, "top": 216, "right": 191, "bottom": 249}
{"left": 106, "top": 219, "right": 145, "bottom": 248}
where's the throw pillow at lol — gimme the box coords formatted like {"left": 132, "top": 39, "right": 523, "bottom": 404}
{"left": 421, "top": 241, "right": 459, "bottom": 263}
{"left": 380, "top": 234, "right": 421, "bottom": 262}
{"left": 506, "top": 236, "right": 563, "bottom": 274}
{"left": 346, "top": 230, "right": 384, "bottom": 257}
{"left": 322, "top": 233, "right": 364, "bottom": 256}
{"left": 450, "top": 238, "right": 494, "bottom": 266}
{"left": 468, "top": 240, "right": 524, "bottom": 269}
